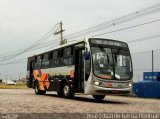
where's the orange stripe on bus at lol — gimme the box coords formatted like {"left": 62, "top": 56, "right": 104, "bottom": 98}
{"left": 38, "top": 69, "right": 42, "bottom": 77}
{"left": 39, "top": 82, "right": 45, "bottom": 90}
{"left": 70, "top": 70, "right": 74, "bottom": 78}
{"left": 33, "top": 71, "right": 37, "bottom": 79}
{"left": 33, "top": 70, "right": 50, "bottom": 90}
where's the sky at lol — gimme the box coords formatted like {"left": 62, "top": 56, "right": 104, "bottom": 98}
{"left": 0, "top": 0, "right": 160, "bottom": 80}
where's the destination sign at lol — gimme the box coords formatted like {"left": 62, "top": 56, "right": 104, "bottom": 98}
{"left": 90, "top": 39, "right": 128, "bottom": 48}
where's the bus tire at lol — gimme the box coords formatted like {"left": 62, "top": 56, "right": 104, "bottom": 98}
{"left": 62, "top": 84, "right": 74, "bottom": 98}
{"left": 92, "top": 95, "right": 105, "bottom": 101}
{"left": 35, "top": 81, "right": 46, "bottom": 95}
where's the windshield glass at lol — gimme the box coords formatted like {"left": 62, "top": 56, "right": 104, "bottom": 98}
{"left": 91, "top": 47, "right": 114, "bottom": 80}
{"left": 112, "top": 49, "right": 132, "bottom": 80}
{"left": 91, "top": 47, "right": 132, "bottom": 80}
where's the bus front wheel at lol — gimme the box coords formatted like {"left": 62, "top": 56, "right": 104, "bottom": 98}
{"left": 62, "top": 84, "right": 74, "bottom": 98}
{"left": 35, "top": 81, "right": 46, "bottom": 95}
{"left": 92, "top": 95, "right": 105, "bottom": 101}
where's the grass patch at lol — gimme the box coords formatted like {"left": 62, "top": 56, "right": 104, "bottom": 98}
{"left": 0, "top": 84, "right": 27, "bottom": 89}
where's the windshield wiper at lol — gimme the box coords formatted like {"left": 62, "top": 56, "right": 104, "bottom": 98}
{"left": 99, "top": 46, "right": 109, "bottom": 63}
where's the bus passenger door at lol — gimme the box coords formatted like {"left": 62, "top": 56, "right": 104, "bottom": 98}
{"left": 75, "top": 49, "right": 85, "bottom": 93}
{"left": 28, "top": 61, "right": 34, "bottom": 88}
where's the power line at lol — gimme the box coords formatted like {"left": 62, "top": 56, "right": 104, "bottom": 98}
{"left": 0, "top": 61, "right": 26, "bottom": 66}
{"left": 32, "top": 3, "right": 160, "bottom": 46}
{"left": 127, "top": 34, "right": 160, "bottom": 43}
{"left": 1, "top": 3, "right": 160, "bottom": 62}
{"left": 64, "top": 3, "right": 160, "bottom": 40}
{"left": 2, "top": 33, "right": 160, "bottom": 66}
{"left": 0, "top": 22, "right": 60, "bottom": 57}
{"left": 44, "top": 44, "right": 60, "bottom": 52}
{"left": 0, "top": 43, "right": 61, "bottom": 66}
{"left": 0, "top": 39, "right": 60, "bottom": 61}
{"left": 91, "top": 18, "right": 160, "bottom": 37}
{"left": 1, "top": 16, "right": 160, "bottom": 64}
{"left": 1, "top": 3, "right": 160, "bottom": 60}
{"left": 0, "top": 24, "right": 59, "bottom": 60}
{"left": 1, "top": 17, "right": 160, "bottom": 63}
{"left": 0, "top": 58, "right": 26, "bottom": 66}
{"left": 22, "top": 18, "right": 160, "bottom": 52}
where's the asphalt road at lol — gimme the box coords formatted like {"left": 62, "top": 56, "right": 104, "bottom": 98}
{"left": 0, "top": 89, "right": 160, "bottom": 119}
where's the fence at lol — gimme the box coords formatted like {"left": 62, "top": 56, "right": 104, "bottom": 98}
{"left": 131, "top": 49, "right": 160, "bottom": 82}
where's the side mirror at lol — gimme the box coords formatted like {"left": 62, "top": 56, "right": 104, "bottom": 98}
{"left": 83, "top": 52, "right": 90, "bottom": 60}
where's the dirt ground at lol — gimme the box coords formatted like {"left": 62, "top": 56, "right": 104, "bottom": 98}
{"left": 0, "top": 89, "right": 160, "bottom": 118}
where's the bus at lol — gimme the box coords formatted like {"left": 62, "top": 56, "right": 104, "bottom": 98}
{"left": 26, "top": 38, "right": 133, "bottom": 100}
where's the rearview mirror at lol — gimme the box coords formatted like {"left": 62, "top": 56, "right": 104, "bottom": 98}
{"left": 83, "top": 52, "right": 90, "bottom": 60}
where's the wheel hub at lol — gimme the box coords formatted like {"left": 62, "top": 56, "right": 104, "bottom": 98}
{"left": 64, "top": 85, "right": 69, "bottom": 96}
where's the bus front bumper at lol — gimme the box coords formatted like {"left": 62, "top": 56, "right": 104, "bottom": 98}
{"left": 85, "top": 83, "right": 132, "bottom": 96}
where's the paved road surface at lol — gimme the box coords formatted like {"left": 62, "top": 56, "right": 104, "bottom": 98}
{"left": 0, "top": 89, "right": 160, "bottom": 118}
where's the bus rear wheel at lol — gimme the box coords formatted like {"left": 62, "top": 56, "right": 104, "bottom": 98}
{"left": 35, "top": 81, "right": 46, "bottom": 95}
{"left": 62, "top": 84, "right": 74, "bottom": 98}
{"left": 92, "top": 95, "right": 105, "bottom": 101}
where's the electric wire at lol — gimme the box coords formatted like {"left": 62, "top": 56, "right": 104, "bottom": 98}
{"left": 91, "top": 18, "right": 160, "bottom": 37}
{"left": 1, "top": 18, "right": 160, "bottom": 64}
{"left": 1, "top": 3, "right": 160, "bottom": 60}
{"left": 127, "top": 34, "right": 160, "bottom": 43}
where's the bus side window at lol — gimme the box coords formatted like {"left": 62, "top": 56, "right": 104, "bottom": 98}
{"left": 53, "top": 50, "right": 59, "bottom": 66}
{"left": 63, "top": 47, "right": 73, "bottom": 66}
{"left": 50, "top": 52, "right": 53, "bottom": 59}
{"left": 60, "top": 49, "right": 64, "bottom": 66}
{"left": 49, "top": 50, "right": 59, "bottom": 67}
{"left": 34, "top": 56, "right": 38, "bottom": 69}
{"left": 49, "top": 52, "right": 54, "bottom": 67}
{"left": 42, "top": 53, "right": 49, "bottom": 68}
{"left": 36, "top": 55, "right": 41, "bottom": 69}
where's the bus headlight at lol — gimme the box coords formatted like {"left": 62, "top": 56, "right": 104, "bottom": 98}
{"left": 94, "top": 81, "right": 99, "bottom": 85}
{"left": 92, "top": 79, "right": 105, "bottom": 87}
{"left": 129, "top": 83, "right": 132, "bottom": 87}
{"left": 92, "top": 79, "right": 100, "bottom": 86}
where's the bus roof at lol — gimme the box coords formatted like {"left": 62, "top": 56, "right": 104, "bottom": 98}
{"left": 28, "top": 37, "right": 128, "bottom": 58}
{"left": 28, "top": 38, "right": 85, "bottom": 58}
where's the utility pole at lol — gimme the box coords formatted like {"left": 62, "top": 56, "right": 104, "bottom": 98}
{"left": 54, "top": 21, "right": 66, "bottom": 45}
{"left": 60, "top": 22, "right": 63, "bottom": 44}
{"left": 152, "top": 50, "right": 154, "bottom": 81}
{"left": 19, "top": 73, "right": 21, "bottom": 83}
{"left": 5, "top": 75, "right": 8, "bottom": 83}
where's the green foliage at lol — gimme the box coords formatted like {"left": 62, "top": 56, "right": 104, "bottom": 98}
{"left": 0, "top": 84, "right": 27, "bottom": 89}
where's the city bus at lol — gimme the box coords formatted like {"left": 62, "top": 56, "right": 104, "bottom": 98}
{"left": 26, "top": 38, "right": 133, "bottom": 100}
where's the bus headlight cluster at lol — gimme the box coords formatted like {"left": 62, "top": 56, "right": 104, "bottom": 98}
{"left": 94, "top": 81, "right": 99, "bottom": 85}
{"left": 92, "top": 79, "right": 105, "bottom": 87}
{"left": 129, "top": 83, "right": 132, "bottom": 87}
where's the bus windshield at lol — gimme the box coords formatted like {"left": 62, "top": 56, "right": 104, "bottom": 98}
{"left": 91, "top": 46, "right": 132, "bottom": 81}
